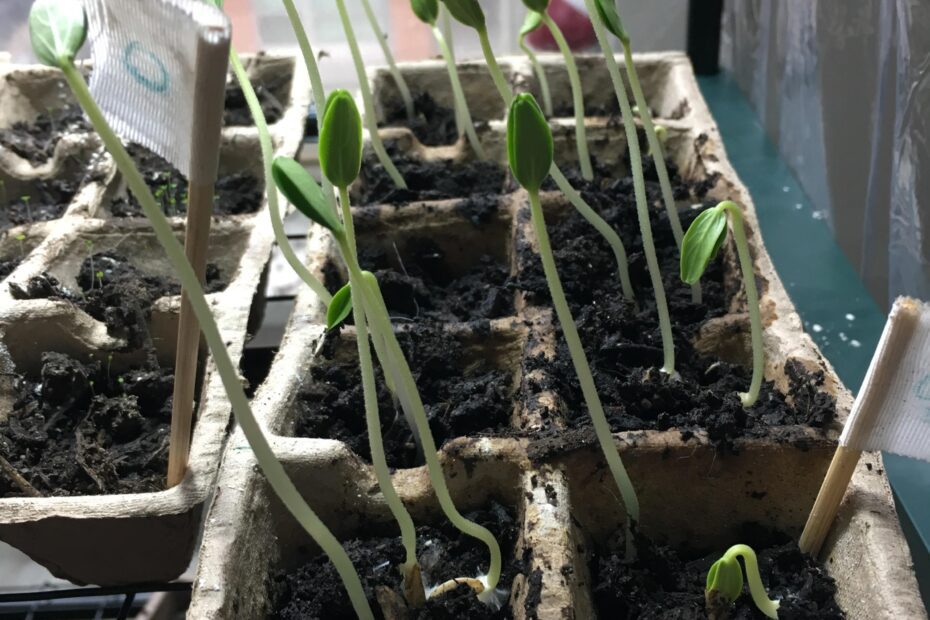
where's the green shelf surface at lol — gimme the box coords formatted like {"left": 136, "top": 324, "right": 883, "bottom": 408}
{"left": 698, "top": 72, "right": 929, "bottom": 605}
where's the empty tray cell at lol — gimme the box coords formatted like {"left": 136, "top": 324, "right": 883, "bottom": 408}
{"left": 291, "top": 320, "right": 527, "bottom": 469}
{"left": 224, "top": 55, "right": 295, "bottom": 128}
{"left": 325, "top": 200, "right": 516, "bottom": 322}
{"left": 104, "top": 139, "right": 264, "bottom": 218}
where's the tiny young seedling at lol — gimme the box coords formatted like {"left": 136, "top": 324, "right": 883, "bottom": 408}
{"left": 95, "top": 270, "right": 104, "bottom": 287}
{"left": 15, "top": 233, "right": 26, "bottom": 259}
{"left": 274, "top": 90, "right": 506, "bottom": 608}
{"left": 334, "top": 0, "right": 407, "bottom": 190}
{"left": 517, "top": 11, "right": 553, "bottom": 117}
{"left": 681, "top": 200, "right": 763, "bottom": 407}
{"left": 441, "top": 0, "right": 634, "bottom": 301}
{"left": 508, "top": 92, "right": 639, "bottom": 551}
{"left": 410, "top": 0, "right": 486, "bottom": 158}
{"left": 706, "top": 544, "right": 779, "bottom": 619}
{"left": 84, "top": 239, "right": 95, "bottom": 290}
{"left": 524, "top": 0, "right": 593, "bottom": 181}
{"left": 648, "top": 125, "right": 668, "bottom": 157}
{"left": 361, "top": 0, "right": 415, "bottom": 122}
{"left": 20, "top": 195, "right": 33, "bottom": 222}
{"left": 581, "top": 0, "right": 677, "bottom": 374}
{"left": 29, "top": 3, "right": 372, "bottom": 618}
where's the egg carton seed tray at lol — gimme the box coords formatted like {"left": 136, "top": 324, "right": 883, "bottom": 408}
{"left": 0, "top": 52, "right": 309, "bottom": 586}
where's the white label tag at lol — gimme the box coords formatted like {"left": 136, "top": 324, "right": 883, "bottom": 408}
{"left": 840, "top": 297, "right": 930, "bottom": 461}
{"left": 82, "top": 0, "right": 229, "bottom": 177}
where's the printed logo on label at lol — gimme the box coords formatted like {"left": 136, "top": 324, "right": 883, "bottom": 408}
{"left": 122, "top": 41, "right": 169, "bottom": 93}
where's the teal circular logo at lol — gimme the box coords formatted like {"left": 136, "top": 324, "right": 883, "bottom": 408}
{"left": 123, "top": 41, "right": 169, "bottom": 93}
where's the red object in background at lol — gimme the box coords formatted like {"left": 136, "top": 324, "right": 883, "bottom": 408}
{"left": 526, "top": 0, "right": 596, "bottom": 51}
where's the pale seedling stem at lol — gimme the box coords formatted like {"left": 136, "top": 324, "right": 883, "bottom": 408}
{"left": 585, "top": 0, "right": 675, "bottom": 373}
{"left": 476, "top": 31, "right": 634, "bottom": 301}
{"left": 518, "top": 35, "right": 553, "bottom": 116}
{"left": 431, "top": 25, "right": 485, "bottom": 158}
{"left": 57, "top": 62, "right": 373, "bottom": 620}
{"left": 335, "top": 0, "right": 407, "bottom": 189}
{"left": 540, "top": 13, "right": 592, "bottom": 180}
{"left": 360, "top": 0, "right": 415, "bottom": 122}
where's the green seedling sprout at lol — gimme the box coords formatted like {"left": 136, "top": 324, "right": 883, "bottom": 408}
{"left": 649, "top": 125, "right": 667, "bottom": 157}
{"left": 28, "top": 2, "right": 373, "bottom": 618}
{"left": 274, "top": 90, "right": 506, "bottom": 608}
{"left": 591, "top": 1, "right": 702, "bottom": 304}
{"left": 525, "top": 0, "right": 593, "bottom": 181}
{"left": 517, "top": 11, "right": 553, "bottom": 117}
{"left": 681, "top": 200, "right": 762, "bottom": 407}
{"left": 334, "top": 0, "right": 407, "bottom": 190}
{"left": 84, "top": 239, "right": 95, "bottom": 290}
{"left": 581, "top": 0, "right": 676, "bottom": 374}
{"left": 410, "top": 0, "right": 485, "bottom": 158}
{"left": 441, "top": 0, "right": 634, "bottom": 302}
{"left": 15, "top": 233, "right": 27, "bottom": 258}
{"left": 706, "top": 544, "right": 779, "bottom": 619}
{"left": 361, "top": 0, "right": 415, "bottom": 123}
{"left": 508, "top": 92, "right": 639, "bottom": 550}
{"left": 20, "top": 195, "right": 33, "bottom": 222}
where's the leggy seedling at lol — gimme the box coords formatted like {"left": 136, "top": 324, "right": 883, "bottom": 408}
{"left": 334, "top": 0, "right": 407, "bottom": 190}
{"left": 508, "top": 92, "right": 639, "bottom": 547}
{"left": 517, "top": 11, "right": 553, "bottom": 117}
{"left": 524, "top": 0, "right": 593, "bottom": 181}
{"left": 441, "top": 0, "right": 634, "bottom": 302}
{"left": 410, "top": 0, "right": 486, "bottom": 159}
{"left": 274, "top": 91, "right": 507, "bottom": 608}
{"left": 361, "top": 0, "right": 415, "bottom": 123}
{"left": 706, "top": 544, "right": 780, "bottom": 619}
{"left": 681, "top": 200, "right": 763, "bottom": 407}
{"left": 28, "top": 3, "right": 373, "bottom": 618}
{"left": 580, "top": 0, "right": 677, "bottom": 374}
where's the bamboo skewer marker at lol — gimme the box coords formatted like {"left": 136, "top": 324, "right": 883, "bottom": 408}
{"left": 799, "top": 297, "right": 924, "bottom": 556}
{"left": 166, "top": 28, "right": 232, "bottom": 487}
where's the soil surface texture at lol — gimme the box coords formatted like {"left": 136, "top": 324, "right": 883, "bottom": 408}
{"left": 590, "top": 527, "right": 843, "bottom": 618}
{"left": 224, "top": 73, "right": 288, "bottom": 127}
{"left": 383, "top": 92, "right": 460, "bottom": 147}
{"left": 109, "top": 145, "right": 263, "bottom": 217}
{"left": 0, "top": 256, "right": 23, "bottom": 280}
{"left": 270, "top": 502, "right": 521, "bottom": 619}
{"left": 518, "top": 157, "right": 835, "bottom": 446}
{"left": 355, "top": 146, "right": 508, "bottom": 206}
{"left": 0, "top": 176, "right": 82, "bottom": 232}
{"left": 0, "top": 351, "right": 176, "bottom": 497}
{"left": 294, "top": 324, "right": 517, "bottom": 469}
{"left": 10, "top": 252, "right": 224, "bottom": 350}
{"left": 0, "top": 103, "right": 90, "bottom": 164}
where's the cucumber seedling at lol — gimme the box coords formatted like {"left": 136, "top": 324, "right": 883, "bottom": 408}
{"left": 522, "top": 0, "right": 593, "bottom": 181}
{"left": 706, "top": 544, "right": 780, "bottom": 619}
{"left": 441, "top": 0, "right": 634, "bottom": 302}
{"left": 28, "top": 2, "right": 373, "bottom": 618}
{"left": 274, "top": 90, "right": 507, "bottom": 608}
{"left": 361, "top": 0, "right": 415, "bottom": 123}
{"left": 410, "top": 0, "right": 486, "bottom": 159}
{"left": 508, "top": 92, "right": 639, "bottom": 551}
{"left": 681, "top": 200, "right": 763, "bottom": 407}
{"left": 517, "top": 11, "right": 553, "bottom": 117}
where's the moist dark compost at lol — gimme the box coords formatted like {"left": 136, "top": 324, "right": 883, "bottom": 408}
{"left": 0, "top": 351, "right": 177, "bottom": 497}
{"left": 109, "top": 144, "right": 263, "bottom": 217}
{"left": 517, "top": 157, "right": 835, "bottom": 447}
{"left": 10, "top": 251, "right": 225, "bottom": 350}
{"left": 270, "top": 502, "right": 521, "bottom": 620}
{"left": 294, "top": 324, "right": 517, "bottom": 469}
{"left": 355, "top": 146, "right": 508, "bottom": 206}
{"left": 590, "top": 527, "right": 843, "bottom": 619}
{"left": 224, "top": 73, "right": 288, "bottom": 126}
{"left": 0, "top": 256, "right": 23, "bottom": 280}
{"left": 0, "top": 176, "right": 82, "bottom": 232}
{"left": 382, "top": 92, "right": 460, "bottom": 147}
{"left": 0, "top": 103, "right": 90, "bottom": 164}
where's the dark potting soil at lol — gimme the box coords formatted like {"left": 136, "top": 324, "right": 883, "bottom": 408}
{"left": 518, "top": 157, "right": 835, "bottom": 447}
{"left": 10, "top": 251, "right": 225, "bottom": 350}
{"left": 294, "top": 324, "right": 517, "bottom": 469}
{"left": 270, "top": 502, "right": 521, "bottom": 619}
{"left": 109, "top": 144, "right": 263, "bottom": 217}
{"left": 590, "top": 527, "right": 843, "bottom": 619}
{"left": 224, "top": 73, "right": 288, "bottom": 127}
{"left": 0, "top": 256, "right": 23, "bottom": 280}
{"left": 355, "top": 146, "right": 509, "bottom": 206}
{"left": 382, "top": 92, "right": 460, "bottom": 147}
{"left": 0, "top": 103, "right": 91, "bottom": 164}
{"left": 0, "top": 176, "right": 82, "bottom": 232}
{"left": 0, "top": 351, "right": 176, "bottom": 497}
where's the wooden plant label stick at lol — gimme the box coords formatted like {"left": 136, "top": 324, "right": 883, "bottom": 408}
{"left": 167, "top": 29, "right": 232, "bottom": 487}
{"left": 800, "top": 297, "right": 929, "bottom": 556}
